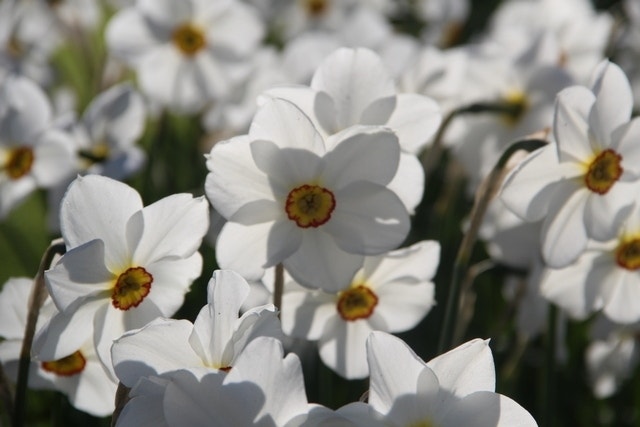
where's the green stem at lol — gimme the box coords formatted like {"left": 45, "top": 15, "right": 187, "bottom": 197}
{"left": 421, "top": 101, "right": 527, "bottom": 179}
{"left": 437, "top": 138, "right": 547, "bottom": 354}
{"left": 13, "top": 239, "right": 66, "bottom": 427}
{"left": 273, "top": 263, "right": 284, "bottom": 317}
{"left": 0, "top": 362, "right": 14, "bottom": 425}
{"left": 542, "top": 305, "right": 558, "bottom": 427}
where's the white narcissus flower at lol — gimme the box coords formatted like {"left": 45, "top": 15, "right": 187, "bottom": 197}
{"left": 0, "top": 75, "right": 75, "bottom": 219}
{"left": 111, "top": 269, "right": 283, "bottom": 388}
{"left": 32, "top": 175, "right": 209, "bottom": 374}
{"left": 117, "top": 338, "right": 335, "bottom": 427}
{"left": 500, "top": 60, "right": 640, "bottom": 268}
{"left": 265, "top": 47, "right": 441, "bottom": 212}
{"left": 338, "top": 332, "right": 538, "bottom": 427}
{"left": 106, "top": 0, "right": 264, "bottom": 112}
{"left": 0, "top": 278, "right": 117, "bottom": 417}
{"left": 540, "top": 201, "right": 640, "bottom": 324}
{"left": 281, "top": 240, "right": 440, "bottom": 379}
{"left": 71, "top": 82, "right": 146, "bottom": 179}
{"left": 585, "top": 316, "right": 640, "bottom": 399}
{"left": 205, "top": 98, "right": 410, "bottom": 292}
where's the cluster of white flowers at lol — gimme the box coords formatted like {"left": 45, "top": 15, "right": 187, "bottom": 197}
{"left": 2, "top": 0, "right": 640, "bottom": 424}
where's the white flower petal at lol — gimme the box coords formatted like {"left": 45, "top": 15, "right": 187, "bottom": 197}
{"left": 614, "top": 118, "right": 640, "bottom": 178}
{"left": 204, "top": 1, "right": 263, "bottom": 58}
{"left": 366, "top": 331, "right": 433, "bottom": 414}
{"left": 584, "top": 183, "right": 634, "bottom": 242}
{"left": 327, "top": 181, "right": 410, "bottom": 255}
{"left": 540, "top": 182, "right": 589, "bottom": 268}
{"left": 311, "top": 48, "right": 395, "bottom": 131}
{"left": 364, "top": 240, "right": 441, "bottom": 285}
{"left": 0, "top": 278, "right": 31, "bottom": 340}
{"left": 322, "top": 126, "right": 400, "bottom": 189}
{"left": 45, "top": 239, "right": 115, "bottom": 312}
{"left": 32, "top": 297, "right": 103, "bottom": 360}
{"left": 427, "top": 338, "right": 495, "bottom": 397}
{"left": 384, "top": 93, "right": 441, "bottom": 154}
{"left": 318, "top": 317, "right": 374, "bottom": 379}
{"left": 250, "top": 139, "right": 322, "bottom": 194}
{"left": 138, "top": 0, "right": 192, "bottom": 31}
{"left": 261, "top": 85, "right": 319, "bottom": 131}
{"left": 118, "top": 376, "right": 170, "bottom": 427}
{"left": 553, "top": 86, "right": 594, "bottom": 162}
{"left": 540, "top": 251, "right": 604, "bottom": 320}
{"left": 500, "top": 144, "right": 577, "bottom": 222}
{"left": 386, "top": 152, "right": 424, "bottom": 213}
{"left": 129, "top": 194, "right": 208, "bottom": 264}
{"left": 60, "top": 175, "right": 142, "bottom": 270}
{"left": 442, "top": 391, "right": 537, "bottom": 427}
{"left": 602, "top": 270, "right": 640, "bottom": 324}
{"left": 106, "top": 9, "right": 164, "bottom": 64}
{"left": 112, "top": 318, "right": 200, "bottom": 387}
{"left": 0, "top": 75, "right": 50, "bottom": 143}
{"left": 284, "top": 231, "right": 363, "bottom": 293}
{"left": 31, "top": 130, "right": 76, "bottom": 187}
{"left": 226, "top": 337, "right": 310, "bottom": 425}
{"left": 137, "top": 45, "right": 182, "bottom": 108}
{"left": 189, "top": 270, "right": 249, "bottom": 367}
{"left": 249, "top": 98, "right": 325, "bottom": 155}
{"left": 281, "top": 288, "right": 335, "bottom": 340}
{"left": 215, "top": 221, "right": 274, "bottom": 281}
{"left": 205, "top": 134, "right": 273, "bottom": 220}
{"left": 374, "top": 282, "right": 435, "bottom": 332}
{"left": 589, "top": 61, "right": 633, "bottom": 146}
{"left": 142, "top": 253, "right": 203, "bottom": 317}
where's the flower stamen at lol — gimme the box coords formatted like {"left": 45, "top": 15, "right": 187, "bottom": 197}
{"left": 172, "top": 23, "right": 206, "bottom": 56}
{"left": 336, "top": 285, "right": 378, "bottom": 321}
{"left": 285, "top": 184, "right": 335, "bottom": 228}
{"left": 41, "top": 350, "right": 86, "bottom": 376}
{"left": 111, "top": 267, "right": 153, "bottom": 310}
{"left": 3, "top": 146, "right": 34, "bottom": 180}
{"left": 584, "top": 149, "right": 622, "bottom": 194}
{"left": 616, "top": 238, "right": 640, "bottom": 270}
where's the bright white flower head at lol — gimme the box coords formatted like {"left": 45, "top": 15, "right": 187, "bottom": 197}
{"left": 205, "top": 97, "right": 410, "bottom": 292}
{"left": 586, "top": 316, "right": 640, "bottom": 399}
{"left": 540, "top": 201, "right": 640, "bottom": 324}
{"left": 111, "top": 269, "right": 283, "bottom": 388}
{"left": 265, "top": 47, "right": 440, "bottom": 212}
{"left": 338, "top": 332, "right": 538, "bottom": 427}
{"left": 70, "top": 82, "right": 146, "bottom": 179}
{"left": 117, "top": 337, "right": 329, "bottom": 427}
{"left": 33, "top": 175, "right": 209, "bottom": 373}
{"left": 488, "top": 0, "right": 612, "bottom": 83}
{"left": 0, "top": 75, "right": 76, "bottom": 219}
{"left": 282, "top": 240, "right": 440, "bottom": 379}
{"left": 106, "top": 0, "right": 264, "bottom": 112}
{"left": 0, "top": 278, "right": 117, "bottom": 417}
{"left": 501, "top": 60, "right": 640, "bottom": 268}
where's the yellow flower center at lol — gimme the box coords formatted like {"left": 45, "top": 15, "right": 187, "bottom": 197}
{"left": 616, "top": 238, "right": 640, "bottom": 271}
{"left": 111, "top": 267, "right": 153, "bottom": 311}
{"left": 336, "top": 285, "right": 378, "bottom": 321}
{"left": 172, "top": 23, "right": 206, "bottom": 56}
{"left": 303, "top": 0, "right": 329, "bottom": 16}
{"left": 584, "top": 149, "right": 622, "bottom": 195}
{"left": 78, "top": 142, "right": 110, "bottom": 166}
{"left": 501, "top": 90, "right": 528, "bottom": 126}
{"left": 3, "top": 146, "right": 34, "bottom": 180}
{"left": 41, "top": 350, "right": 86, "bottom": 376}
{"left": 285, "top": 184, "right": 336, "bottom": 228}
{"left": 408, "top": 420, "right": 437, "bottom": 427}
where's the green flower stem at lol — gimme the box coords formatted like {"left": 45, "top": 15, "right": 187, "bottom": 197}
{"left": 421, "top": 101, "right": 527, "bottom": 180}
{"left": 542, "top": 304, "right": 558, "bottom": 427}
{"left": 437, "top": 138, "right": 547, "bottom": 354}
{"left": 13, "top": 238, "right": 66, "bottom": 427}
{"left": 110, "top": 382, "right": 132, "bottom": 427}
{"left": 0, "top": 362, "right": 14, "bottom": 425}
{"left": 274, "top": 263, "right": 284, "bottom": 317}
